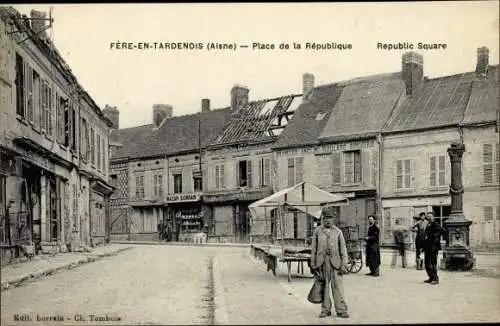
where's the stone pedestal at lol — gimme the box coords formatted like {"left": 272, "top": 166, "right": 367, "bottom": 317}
{"left": 441, "top": 143, "right": 475, "bottom": 271}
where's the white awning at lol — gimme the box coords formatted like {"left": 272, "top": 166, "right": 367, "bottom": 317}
{"left": 249, "top": 182, "right": 351, "bottom": 220}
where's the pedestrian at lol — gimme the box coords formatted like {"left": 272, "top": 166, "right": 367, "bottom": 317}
{"left": 310, "top": 212, "right": 350, "bottom": 319}
{"left": 365, "top": 215, "right": 381, "bottom": 277}
{"left": 423, "top": 212, "right": 446, "bottom": 285}
{"left": 391, "top": 218, "right": 408, "bottom": 268}
{"left": 411, "top": 212, "right": 428, "bottom": 270}
{"left": 165, "top": 221, "right": 173, "bottom": 242}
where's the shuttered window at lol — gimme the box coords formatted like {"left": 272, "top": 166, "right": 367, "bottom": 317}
{"left": 396, "top": 159, "right": 412, "bottom": 189}
{"left": 287, "top": 157, "right": 304, "bottom": 187}
{"left": 483, "top": 206, "right": 493, "bottom": 221}
{"left": 430, "top": 155, "right": 446, "bottom": 187}
{"left": 215, "top": 164, "right": 225, "bottom": 189}
{"left": 344, "top": 150, "right": 361, "bottom": 184}
{"left": 259, "top": 157, "right": 271, "bottom": 186}
{"left": 332, "top": 152, "right": 341, "bottom": 184}
{"left": 482, "top": 143, "right": 500, "bottom": 184}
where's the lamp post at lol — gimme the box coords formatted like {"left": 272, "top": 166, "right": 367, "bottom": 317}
{"left": 441, "top": 143, "right": 475, "bottom": 270}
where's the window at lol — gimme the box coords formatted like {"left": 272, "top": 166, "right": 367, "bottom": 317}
{"left": 287, "top": 157, "right": 304, "bottom": 187}
{"left": 344, "top": 150, "right": 361, "bottom": 184}
{"left": 215, "top": 164, "right": 225, "bottom": 189}
{"left": 153, "top": 174, "right": 163, "bottom": 197}
{"left": 429, "top": 155, "right": 446, "bottom": 187}
{"left": 293, "top": 211, "right": 298, "bottom": 238}
{"left": 396, "top": 159, "right": 412, "bottom": 189}
{"left": 57, "top": 95, "right": 66, "bottom": 143}
{"left": 483, "top": 206, "right": 493, "bottom": 221}
{"left": 135, "top": 175, "right": 144, "bottom": 199}
{"left": 332, "top": 152, "right": 341, "bottom": 184}
{"left": 482, "top": 143, "right": 500, "bottom": 184}
{"left": 64, "top": 103, "right": 70, "bottom": 146}
{"left": 101, "top": 137, "right": 105, "bottom": 172}
{"left": 237, "top": 160, "right": 253, "bottom": 187}
{"left": 110, "top": 174, "right": 118, "bottom": 188}
{"left": 15, "top": 53, "right": 25, "bottom": 117}
{"left": 90, "top": 129, "right": 95, "bottom": 165}
{"left": 71, "top": 105, "right": 77, "bottom": 151}
{"left": 97, "top": 134, "right": 101, "bottom": 171}
{"left": 80, "top": 118, "right": 89, "bottom": 161}
{"left": 259, "top": 157, "right": 271, "bottom": 186}
{"left": 173, "top": 174, "right": 183, "bottom": 194}
{"left": 40, "top": 80, "right": 52, "bottom": 135}
{"left": 193, "top": 173, "right": 202, "bottom": 192}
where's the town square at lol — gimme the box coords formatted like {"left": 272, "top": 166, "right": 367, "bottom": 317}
{"left": 0, "top": 2, "right": 499, "bottom": 325}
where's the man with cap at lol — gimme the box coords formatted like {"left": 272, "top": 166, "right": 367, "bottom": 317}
{"left": 310, "top": 210, "right": 350, "bottom": 319}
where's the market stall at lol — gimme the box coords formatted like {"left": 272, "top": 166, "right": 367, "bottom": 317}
{"left": 248, "top": 182, "right": 351, "bottom": 282}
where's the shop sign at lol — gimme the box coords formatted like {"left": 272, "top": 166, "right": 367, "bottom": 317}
{"left": 166, "top": 193, "right": 201, "bottom": 203}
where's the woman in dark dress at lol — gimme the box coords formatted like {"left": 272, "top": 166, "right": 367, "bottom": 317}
{"left": 365, "top": 215, "right": 381, "bottom": 276}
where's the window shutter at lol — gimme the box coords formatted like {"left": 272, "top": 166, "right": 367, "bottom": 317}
{"left": 429, "top": 156, "right": 436, "bottom": 187}
{"left": 404, "top": 159, "right": 411, "bottom": 188}
{"left": 483, "top": 144, "right": 493, "bottom": 184}
{"left": 247, "top": 160, "right": 253, "bottom": 188}
{"left": 264, "top": 158, "right": 271, "bottom": 186}
{"left": 295, "top": 157, "right": 304, "bottom": 183}
{"left": 354, "top": 151, "right": 362, "bottom": 183}
{"left": 332, "top": 152, "right": 341, "bottom": 184}
{"left": 214, "top": 165, "right": 219, "bottom": 189}
{"left": 235, "top": 161, "right": 240, "bottom": 187}
{"left": 438, "top": 155, "right": 446, "bottom": 186}
{"left": 496, "top": 143, "right": 500, "bottom": 184}
{"left": 258, "top": 159, "right": 263, "bottom": 187}
{"left": 483, "top": 206, "right": 493, "bottom": 221}
{"left": 496, "top": 205, "right": 500, "bottom": 220}
{"left": 287, "top": 158, "right": 295, "bottom": 187}
{"left": 220, "top": 164, "right": 225, "bottom": 188}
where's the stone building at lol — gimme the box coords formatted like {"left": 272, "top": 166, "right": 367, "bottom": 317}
{"left": 203, "top": 85, "right": 302, "bottom": 243}
{"left": 0, "top": 7, "right": 113, "bottom": 260}
{"left": 107, "top": 101, "right": 230, "bottom": 242}
{"left": 381, "top": 48, "right": 499, "bottom": 248}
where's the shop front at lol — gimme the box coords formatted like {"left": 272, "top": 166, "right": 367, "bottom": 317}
{"left": 164, "top": 193, "right": 206, "bottom": 242}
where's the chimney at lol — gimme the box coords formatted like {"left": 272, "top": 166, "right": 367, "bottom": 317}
{"left": 475, "top": 46, "right": 489, "bottom": 77}
{"left": 303, "top": 73, "right": 315, "bottom": 95}
{"left": 401, "top": 51, "right": 424, "bottom": 96}
{"left": 201, "top": 98, "right": 210, "bottom": 112}
{"left": 30, "top": 10, "right": 48, "bottom": 38}
{"left": 153, "top": 104, "right": 173, "bottom": 129}
{"left": 230, "top": 84, "right": 249, "bottom": 113}
{"left": 103, "top": 105, "right": 120, "bottom": 130}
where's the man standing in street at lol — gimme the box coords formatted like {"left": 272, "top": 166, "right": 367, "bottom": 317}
{"left": 365, "top": 215, "right": 381, "bottom": 276}
{"left": 391, "top": 218, "right": 408, "bottom": 268}
{"left": 310, "top": 212, "right": 350, "bottom": 319}
{"left": 424, "top": 212, "right": 446, "bottom": 285}
{"left": 411, "top": 212, "right": 428, "bottom": 270}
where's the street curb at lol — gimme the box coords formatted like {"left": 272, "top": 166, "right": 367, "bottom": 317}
{"left": 0, "top": 246, "right": 133, "bottom": 292}
{"left": 111, "top": 240, "right": 250, "bottom": 249}
{"left": 212, "top": 256, "right": 230, "bottom": 325}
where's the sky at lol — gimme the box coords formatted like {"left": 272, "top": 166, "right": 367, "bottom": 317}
{"left": 11, "top": 2, "right": 500, "bottom": 129}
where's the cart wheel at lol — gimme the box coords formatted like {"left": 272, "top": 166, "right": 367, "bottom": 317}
{"left": 349, "top": 258, "right": 363, "bottom": 273}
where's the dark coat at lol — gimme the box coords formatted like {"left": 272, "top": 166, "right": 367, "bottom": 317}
{"left": 365, "top": 224, "right": 381, "bottom": 268}
{"left": 424, "top": 221, "right": 446, "bottom": 252}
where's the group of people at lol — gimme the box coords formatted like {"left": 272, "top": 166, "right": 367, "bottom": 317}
{"left": 309, "top": 211, "right": 446, "bottom": 319}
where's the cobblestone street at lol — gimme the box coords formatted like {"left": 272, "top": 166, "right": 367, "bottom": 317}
{"left": 1, "top": 245, "right": 499, "bottom": 325}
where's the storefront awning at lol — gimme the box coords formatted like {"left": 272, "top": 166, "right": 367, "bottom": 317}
{"left": 249, "top": 182, "right": 352, "bottom": 220}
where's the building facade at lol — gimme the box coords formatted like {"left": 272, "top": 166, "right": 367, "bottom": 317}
{"left": 380, "top": 49, "right": 499, "bottom": 248}
{"left": 0, "top": 7, "right": 113, "bottom": 261}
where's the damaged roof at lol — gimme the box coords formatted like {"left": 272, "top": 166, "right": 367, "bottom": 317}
{"left": 319, "top": 73, "right": 405, "bottom": 142}
{"left": 209, "top": 95, "right": 302, "bottom": 147}
{"left": 110, "top": 108, "right": 231, "bottom": 160}
{"left": 272, "top": 84, "right": 343, "bottom": 150}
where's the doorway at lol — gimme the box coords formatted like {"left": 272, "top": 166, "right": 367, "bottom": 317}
{"left": 234, "top": 203, "right": 250, "bottom": 243}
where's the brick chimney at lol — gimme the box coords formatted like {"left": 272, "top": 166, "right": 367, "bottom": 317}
{"left": 475, "top": 46, "right": 489, "bottom": 77}
{"left": 153, "top": 104, "right": 173, "bottom": 129}
{"left": 303, "top": 73, "right": 315, "bottom": 95}
{"left": 201, "top": 98, "right": 210, "bottom": 112}
{"left": 103, "top": 105, "right": 120, "bottom": 130}
{"left": 30, "top": 10, "right": 48, "bottom": 38}
{"left": 401, "top": 51, "right": 424, "bottom": 96}
{"left": 231, "top": 84, "right": 249, "bottom": 113}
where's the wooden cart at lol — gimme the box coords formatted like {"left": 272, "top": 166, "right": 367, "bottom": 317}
{"left": 340, "top": 225, "right": 363, "bottom": 273}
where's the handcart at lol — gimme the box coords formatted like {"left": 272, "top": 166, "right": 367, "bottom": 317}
{"left": 340, "top": 225, "right": 363, "bottom": 273}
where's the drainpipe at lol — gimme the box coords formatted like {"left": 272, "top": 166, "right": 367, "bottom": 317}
{"left": 376, "top": 133, "right": 384, "bottom": 241}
